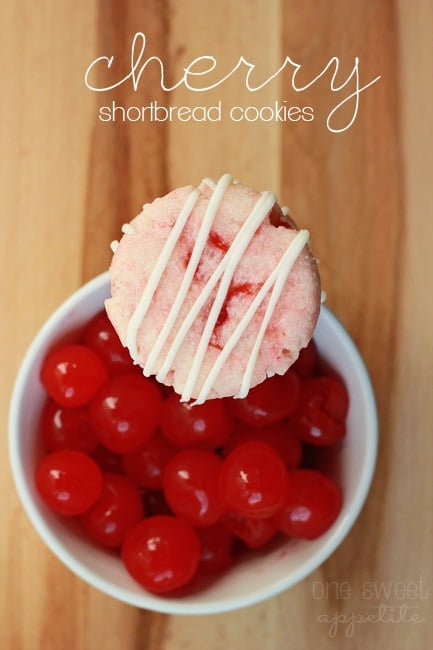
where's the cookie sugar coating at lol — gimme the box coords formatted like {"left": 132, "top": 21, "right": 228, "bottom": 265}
{"left": 106, "top": 175, "right": 320, "bottom": 401}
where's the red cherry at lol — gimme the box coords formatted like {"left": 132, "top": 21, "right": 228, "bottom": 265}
{"left": 291, "top": 339, "right": 318, "bottom": 379}
{"left": 160, "top": 393, "right": 234, "bottom": 450}
{"left": 291, "top": 376, "right": 349, "bottom": 446}
{"left": 143, "top": 490, "right": 173, "bottom": 517}
{"left": 122, "top": 433, "right": 176, "bottom": 490}
{"left": 40, "top": 344, "right": 109, "bottom": 408}
{"left": 196, "top": 522, "right": 234, "bottom": 573}
{"left": 122, "top": 515, "right": 201, "bottom": 593}
{"left": 80, "top": 473, "right": 144, "bottom": 548}
{"left": 91, "top": 445, "right": 124, "bottom": 474}
{"left": 268, "top": 203, "right": 296, "bottom": 229}
{"left": 277, "top": 469, "right": 342, "bottom": 539}
{"left": 223, "top": 511, "right": 279, "bottom": 549}
{"left": 35, "top": 449, "right": 103, "bottom": 516}
{"left": 35, "top": 300, "right": 352, "bottom": 590}
{"left": 229, "top": 371, "right": 300, "bottom": 427}
{"left": 222, "top": 420, "right": 302, "bottom": 470}
{"left": 39, "top": 399, "right": 98, "bottom": 454}
{"left": 82, "top": 310, "right": 139, "bottom": 376}
{"left": 218, "top": 441, "right": 288, "bottom": 518}
{"left": 163, "top": 449, "right": 223, "bottom": 526}
{"left": 89, "top": 373, "right": 162, "bottom": 453}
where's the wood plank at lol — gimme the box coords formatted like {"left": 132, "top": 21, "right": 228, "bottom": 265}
{"left": 1, "top": 1, "right": 432, "bottom": 648}
{"left": 166, "top": 0, "right": 282, "bottom": 190}
{"left": 81, "top": 0, "right": 170, "bottom": 282}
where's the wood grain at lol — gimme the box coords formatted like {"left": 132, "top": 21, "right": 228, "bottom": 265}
{"left": 81, "top": 0, "right": 171, "bottom": 282}
{"left": 1, "top": 1, "right": 432, "bottom": 649}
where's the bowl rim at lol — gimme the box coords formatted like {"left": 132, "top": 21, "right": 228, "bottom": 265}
{"left": 8, "top": 271, "right": 378, "bottom": 614}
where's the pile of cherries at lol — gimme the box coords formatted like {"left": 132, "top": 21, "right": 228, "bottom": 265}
{"left": 36, "top": 309, "right": 348, "bottom": 594}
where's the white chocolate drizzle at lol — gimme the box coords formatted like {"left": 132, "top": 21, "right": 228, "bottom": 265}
{"left": 126, "top": 187, "right": 201, "bottom": 359}
{"left": 196, "top": 229, "right": 309, "bottom": 403}
{"left": 124, "top": 173, "right": 310, "bottom": 404}
{"left": 176, "top": 189, "right": 277, "bottom": 402}
{"left": 143, "top": 173, "right": 233, "bottom": 376}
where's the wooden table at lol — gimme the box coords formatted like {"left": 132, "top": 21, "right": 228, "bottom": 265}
{"left": 1, "top": 1, "right": 432, "bottom": 648}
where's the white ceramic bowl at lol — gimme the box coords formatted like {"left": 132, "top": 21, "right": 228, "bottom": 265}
{"left": 9, "top": 272, "right": 377, "bottom": 614}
